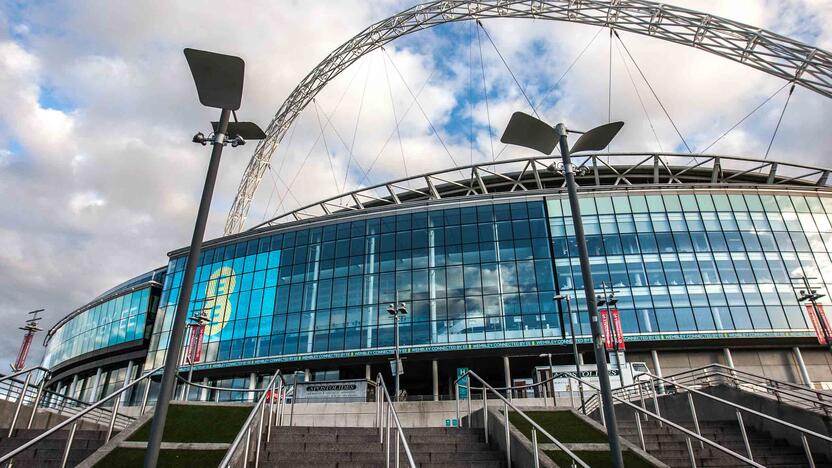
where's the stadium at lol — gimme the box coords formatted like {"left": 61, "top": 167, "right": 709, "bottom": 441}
{"left": 7, "top": 1, "right": 832, "bottom": 466}
{"left": 40, "top": 152, "right": 832, "bottom": 404}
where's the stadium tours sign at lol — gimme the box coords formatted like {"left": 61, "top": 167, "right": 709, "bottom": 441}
{"left": 294, "top": 379, "right": 369, "bottom": 402}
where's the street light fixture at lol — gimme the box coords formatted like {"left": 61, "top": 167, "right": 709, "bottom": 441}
{"left": 145, "top": 48, "right": 265, "bottom": 468}
{"left": 387, "top": 298, "right": 407, "bottom": 402}
{"left": 501, "top": 111, "right": 625, "bottom": 468}
{"left": 12, "top": 309, "right": 44, "bottom": 372}
{"left": 794, "top": 276, "right": 831, "bottom": 352}
{"left": 554, "top": 294, "right": 585, "bottom": 412}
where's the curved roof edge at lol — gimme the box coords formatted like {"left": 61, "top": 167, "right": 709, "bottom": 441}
{"left": 252, "top": 153, "right": 832, "bottom": 231}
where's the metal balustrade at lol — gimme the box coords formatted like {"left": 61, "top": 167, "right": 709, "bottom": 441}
{"left": 374, "top": 373, "right": 417, "bottom": 468}
{"left": 218, "top": 371, "right": 293, "bottom": 468}
{"left": 0, "top": 365, "right": 163, "bottom": 468}
{"left": 454, "top": 369, "right": 590, "bottom": 468}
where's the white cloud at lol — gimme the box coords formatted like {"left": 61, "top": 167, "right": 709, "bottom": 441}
{"left": 0, "top": 0, "right": 830, "bottom": 366}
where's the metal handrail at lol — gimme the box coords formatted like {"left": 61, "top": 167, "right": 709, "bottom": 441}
{"left": 454, "top": 369, "right": 590, "bottom": 468}
{"left": 374, "top": 373, "right": 416, "bottom": 468}
{"left": 0, "top": 365, "right": 163, "bottom": 468}
{"left": 640, "top": 371, "right": 832, "bottom": 466}
{"left": 562, "top": 374, "right": 764, "bottom": 468}
{"left": 665, "top": 363, "right": 832, "bottom": 413}
{"left": 218, "top": 370, "right": 290, "bottom": 468}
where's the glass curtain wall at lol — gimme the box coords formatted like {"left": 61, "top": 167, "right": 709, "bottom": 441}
{"left": 549, "top": 191, "right": 832, "bottom": 338}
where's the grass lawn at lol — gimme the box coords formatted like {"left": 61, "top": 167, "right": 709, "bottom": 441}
{"left": 509, "top": 410, "right": 608, "bottom": 444}
{"left": 128, "top": 404, "right": 251, "bottom": 443}
{"left": 545, "top": 450, "right": 654, "bottom": 468}
{"left": 95, "top": 448, "right": 226, "bottom": 468}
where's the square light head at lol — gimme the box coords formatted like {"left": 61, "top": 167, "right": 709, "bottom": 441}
{"left": 184, "top": 48, "right": 245, "bottom": 110}
{"left": 500, "top": 111, "right": 558, "bottom": 155}
{"left": 211, "top": 121, "right": 267, "bottom": 140}
{"left": 569, "top": 121, "right": 624, "bottom": 154}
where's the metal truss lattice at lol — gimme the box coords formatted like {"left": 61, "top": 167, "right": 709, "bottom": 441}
{"left": 226, "top": 0, "right": 832, "bottom": 235}
{"left": 250, "top": 153, "right": 832, "bottom": 231}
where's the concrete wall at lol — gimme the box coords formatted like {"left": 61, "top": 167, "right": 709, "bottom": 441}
{"left": 628, "top": 347, "right": 830, "bottom": 386}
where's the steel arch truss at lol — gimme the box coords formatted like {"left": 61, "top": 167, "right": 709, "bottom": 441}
{"left": 250, "top": 153, "right": 832, "bottom": 230}
{"left": 226, "top": 0, "right": 832, "bottom": 235}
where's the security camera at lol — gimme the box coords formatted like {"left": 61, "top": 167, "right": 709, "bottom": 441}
{"left": 192, "top": 132, "right": 207, "bottom": 145}
{"left": 230, "top": 135, "right": 246, "bottom": 147}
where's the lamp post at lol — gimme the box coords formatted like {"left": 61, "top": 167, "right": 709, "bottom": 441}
{"left": 554, "top": 294, "right": 585, "bottom": 411}
{"left": 795, "top": 276, "right": 831, "bottom": 352}
{"left": 598, "top": 283, "right": 625, "bottom": 388}
{"left": 501, "top": 111, "right": 625, "bottom": 468}
{"left": 180, "top": 307, "right": 213, "bottom": 401}
{"left": 144, "top": 48, "right": 265, "bottom": 468}
{"left": 387, "top": 297, "right": 407, "bottom": 402}
{"left": 12, "top": 309, "right": 43, "bottom": 372}
{"left": 538, "top": 352, "right": 554, "bottom": 404}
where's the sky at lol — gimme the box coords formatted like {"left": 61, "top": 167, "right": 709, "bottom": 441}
{"left": 1, "top": 0, "right": 831, "bottom": 367}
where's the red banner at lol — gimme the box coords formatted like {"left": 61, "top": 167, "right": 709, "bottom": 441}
{"left": 600, "top": 310, "right": 614, "bottom": 351}
{"left": 187, "top": 324, "right": 206, "bottom": 363}
{"left": 610, "top": 308, "right": 626, "bottom": 350}
{"left": 600, "top": 309, "right": 625, "bottom": 351}
{"left": 807, "top": 304, "right": 831, "bottom": 345}
{"left": 14, "top": 333, "right": 33, "bottom": 371}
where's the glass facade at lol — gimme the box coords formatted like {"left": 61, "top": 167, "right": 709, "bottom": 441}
{"left": 550, "top": 191, "right": 832, "bottom": 337}
{"left": 43, "top": 287, "right": 153, "bottom": 368}
{"left": 145, "top": 199, "right": 560, "bottom": 370}
{"left": 140, "top": 189, "right": 832, "bottom": 372}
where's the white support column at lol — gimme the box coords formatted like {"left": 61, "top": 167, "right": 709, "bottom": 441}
{"left": 248, "top": 373, "right": 257, "bottom": 402}
{"left": 304, "top": 369, "right": 311, "bottom": 382}
{"left": 793, "top": 347, "right": 813, "bottom": 388}
{"left": 651, "top": 349, "right": 665, "bottom": 393}
{"left": 432, "top": 360, "right": 439, "bottom": 402}
{"left": 503, "top": 356, "right": 512, "bottom": 400}
{"left": 91, "top": 368, "right": 103, "bottom": 403}
{"left": 68, "top": 375, "right": 79, "bottom": 401}
{"left": 723, "top": 348, "right": 735, "bottom": 369}
{"left": 366, "top": 364, "right": 372, "bottom": 380}
{"left": 200, "top": 378, "right": 209, "bottom": 401}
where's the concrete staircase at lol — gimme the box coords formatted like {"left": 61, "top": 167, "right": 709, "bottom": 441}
{"left": 617, "top": 415, "right": 832, "bottom": 467}
{"left": 0, "top": 427, "right": 110, "bottom": 468}
{"left": 262, "top": 426, "right": 506, "bottom": 467}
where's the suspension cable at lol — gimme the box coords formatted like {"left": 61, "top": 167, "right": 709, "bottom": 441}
{"left": 496, "top": 27, "right": 603, "bottom": 161}
{"left": 608, "top": 28, "right": 613, "bottom": 156}
{"left": 381, "top": 47, "right": 463, "bottom": 172}
{"left": 614, "top": 30, "right": 693, "bottom": 154}
{"left": 698, "top": 80, "right": 792, "bottom": 155}
{"left": 477, "top": 20, "right": 539, "bottom": 119}
{"left": 358, "top": 68, "right": 438, "bottom": 188}
{"left": 615, "top": 39, "right": 663, "bottom": 152}
{"left": 764, "top": 83, "right": 796, "bottom": 159}
{"left": 475, "top": 25, "right": 496, "bottom": 163}
{"left": 313, "top": 98, "right": 342, "bottom": 195}
{"left": 341, "top": 57, "right": 372, "bottom": 194}
{"left": 382, "top": 50, "right": 410, "bottom": 184}
{"left": 270, "top": 64, "right": 364, "bottom": 218}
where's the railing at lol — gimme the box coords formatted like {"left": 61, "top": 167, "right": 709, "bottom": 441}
{"left": 564, "top": 374, "right": 764, "bottom": 468}
{"left": 661, "top": 363, "right": 832, "bottom": 416}
{"left": 218, "top": 371, "right": 293, "bottom": 468}
{"left": 454, "top": 369, "right": 590, "bottom": 468}
{"left": 584, "top": 369, "right": 832, "bottom": 467}
{"left": 374, "top": 373, "right": 416, "bottom": 468}
{"left": 0, "top": 372, "right": 135, "bottom": 434}
{"left": 0, "top": 365, "right": 163, "bottom": 468}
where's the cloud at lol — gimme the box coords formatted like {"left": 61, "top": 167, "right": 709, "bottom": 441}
{"left": 0, "top": 0, "right": 830, "bottom": 367}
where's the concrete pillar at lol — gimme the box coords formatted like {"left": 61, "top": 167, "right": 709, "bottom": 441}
{"left": 365, "top": 364, "right": 372, "bottom": 381}
{"left": 68, "top": 374, "right": 79, "bottom": 401}
{"left": 248, "top": 373, "right": 257, "bottom": 402}
{"left": 650, "top": 350, "right": 663, "bottom": 377}
{"left": 723, "top": 348, "right": 735, "bottom": 368}
{"left": 432, "top": 360, "right": 439, "bottom": 402}
{"left": 503, "top": 356, "right": 512, "bottom": 400}
{"left": 122, "top": 360, "right": 135, "bottom": 404}
{"left": 200, "top": 378, "right": 209, "bottom": 401}
{"left": 793, "top": 347, "right": 813, "bottom": 388}
{"left": 650, "top": 349, "right": 665, "bottom": 393}
{"left": 304, "top": 369, "right": 311, "bottom": 382}
{"left": 91, "top": 368, "right": 103, "bottom": 403}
